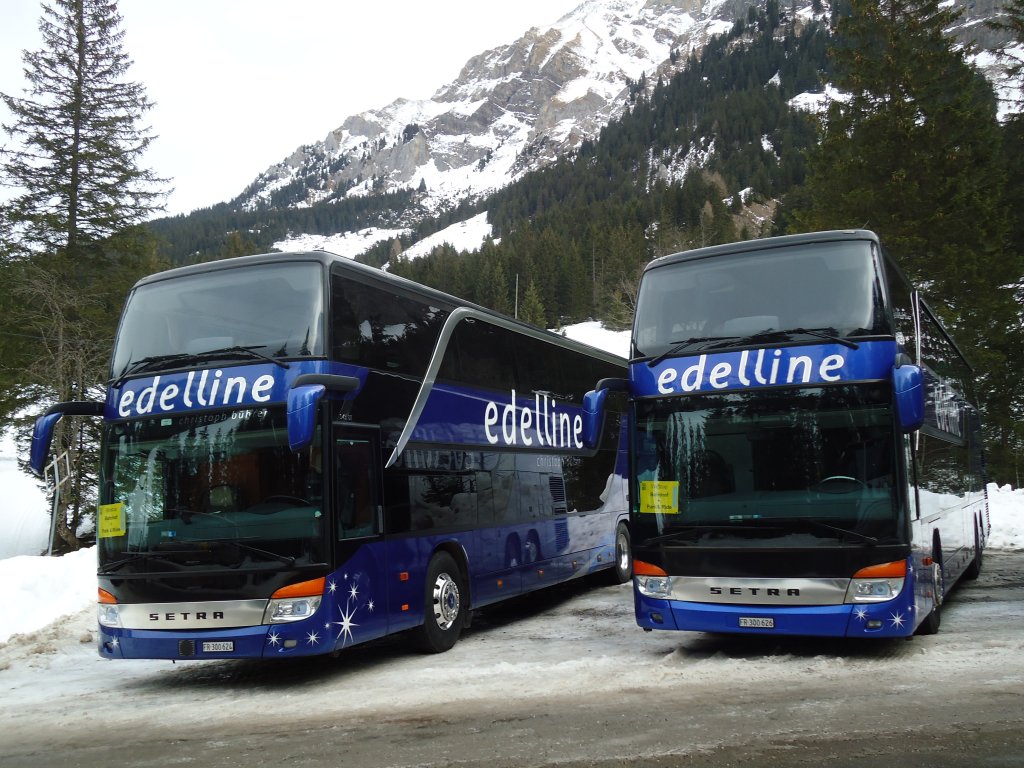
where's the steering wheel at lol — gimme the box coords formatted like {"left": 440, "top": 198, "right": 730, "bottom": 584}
{"left": 815, "top": 475, "right": 866, "bottom": 494}
{"left": 262, "top": 495, "right": 312, "bottom": 506}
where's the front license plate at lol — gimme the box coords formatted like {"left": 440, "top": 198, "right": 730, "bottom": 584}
{"left": 738, "top": 617, "right": 774, "bottom": 629}
{"left": 201, "top": 641, "right": 234, "bottom": 653}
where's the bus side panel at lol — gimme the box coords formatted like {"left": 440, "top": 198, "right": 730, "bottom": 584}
{"left": 318, "top": 544, "right": 392, "bottom": 654}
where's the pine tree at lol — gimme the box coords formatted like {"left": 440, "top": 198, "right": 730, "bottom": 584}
{"left": 791, "top": 0, "right": 1022, "bottom": 483}
{"left": 0, "top": 0, "right": 168, "bottom": 551}
{"left": 794, "top": 0, "right": 1009, "bottom": 297}
{"left": 1, "top": 0, "right": 166, "bottom": 255}
{"left": 518, "top": 281, "right": 548, "bottom": 327}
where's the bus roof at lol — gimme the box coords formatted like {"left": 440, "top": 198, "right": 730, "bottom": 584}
{"left": 645, "top": 230, "right": 881, "bottom": 274}
{"left": 131, "top": 251, "right": 626, "bottom": 365}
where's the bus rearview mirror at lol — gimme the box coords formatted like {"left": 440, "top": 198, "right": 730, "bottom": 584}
{"left": 287, "top": 384, "right": 326, "bottom": 452}
{"left": 30, "top": 412, "right": 63, "bottom": 476}
{"left": 582, "top": 377, "right": 628, "bottom": 449}
{"left": 581, "top": 388, "right": 607, "bottom": 450}
{"left": 29, "top": 401, "right": 105, "bottom": 476}
{"left": 893, "top": 362, "right": 924, "bottom": 433}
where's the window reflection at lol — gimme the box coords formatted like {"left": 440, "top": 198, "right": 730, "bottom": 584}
{"left": 100, "top": 410, "right": 325, "bottom": 569}
{"left": 633, "top": 386, "right": 903, "bottom": 545}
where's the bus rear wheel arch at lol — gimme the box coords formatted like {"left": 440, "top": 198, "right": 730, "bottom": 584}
{"left": 415, "top": 550, "right": 468, "bottom": 653}
{"left": 612, "top": 523, "right": 632, "bottom": 584}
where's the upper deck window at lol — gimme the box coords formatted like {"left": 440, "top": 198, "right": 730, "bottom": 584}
{"left": 112, "top": 262, "right": 324, "bottom": 379}
{"left": 633, "top": 240, "right": 889, "bottom": 360}
{"left": 330, "top": 273, "right": 450, "bottom": 376}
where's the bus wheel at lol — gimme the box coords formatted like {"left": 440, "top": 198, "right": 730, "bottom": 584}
{"left": 415, "top": 552, "right": 466, "bottom": 653}
{"left": 611, "top": 523, "right": 632, "bottom": 584}
{"left": 917, "top": 559, "right": 943, "bottom": 636}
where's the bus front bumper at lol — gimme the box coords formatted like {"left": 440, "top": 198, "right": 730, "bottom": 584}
{"left": 97, "top": 620, "right": 337, "bottom": 660}
{"left": 634, "top": 592, "right": 918, "bottom": 638}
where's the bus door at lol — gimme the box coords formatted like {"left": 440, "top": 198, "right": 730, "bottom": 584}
{"left": 328, "top": 426, "right": 389, "bottom": 645}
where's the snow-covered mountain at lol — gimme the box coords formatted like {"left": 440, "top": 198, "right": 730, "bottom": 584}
{"left": 242, "top": 0, "right": 1017, "bottom": 245}
{"left": 243, "top": 0, "right": 755, "bottom": 216}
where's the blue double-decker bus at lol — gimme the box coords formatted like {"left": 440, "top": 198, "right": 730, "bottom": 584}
{"left": 31, "top": 251, "right": 631, "bottom": 659}
{"left": 598, "top": 230, "right": 987, "bottom": 639}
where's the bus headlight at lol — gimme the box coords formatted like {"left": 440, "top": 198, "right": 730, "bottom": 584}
{"left": 98, "top": 588, "right": 121, "bottom": 628}
{"left": 636, "top": 575, "right": 672, "bottom": 598}
{"left": 264, "top": 596, "right": 322, "bottom": 623}
{"left": 844, "top": 560, "right": 907, "bottom": 603}
{"left": 634, "top": 560, "right": 672, "bottom": 598}
{"left": 263, "top": 577, "right": 326, "bottom": 624}
{"left": 846, "top": 578, "right": 905, "bottom": 603}
{"left": 98, "top": 603, "right": 121, "bottom": 628}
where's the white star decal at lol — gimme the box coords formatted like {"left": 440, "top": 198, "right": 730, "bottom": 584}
{"left": 109, "top": 637, "right": 119, "bottom": 649}
{"left": 306, "top": 631, "right": 320, "bottom": 646}
{"left": 889, "top": 611, "right": 906, "bottom": 629}
{"left": 328, "top": 580, "right": 337, "bottom": 594}
{"left": 367, "top": 599, "right": 375, "bottom": 613}
{"left": 332, "top": 604, "right": 359, "bottom": 646}
{"left": 854, "top": 607, "right": 868, "bottom": 621}
{"left": 267, "top": 630, "right": 281, "bottom": 646}
{"left": 348, "top": 582, "right": 360, "bottom": 602}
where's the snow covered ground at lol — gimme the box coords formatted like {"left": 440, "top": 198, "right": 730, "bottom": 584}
{"left": 0, "top": 484, "right": 1019, "bottom": 647}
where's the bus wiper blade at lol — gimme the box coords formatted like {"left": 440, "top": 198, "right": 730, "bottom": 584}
{"left": 112, "top": 353, "right": 194, "bottom": 386}
{"left": 225, "top": 541, "right": 296, "bottom": 567}
{"left": 703, "top": 328, "right": 859, "bottom": 352}
{"left": 99, "top": 551, "right": 178, "bottom": 574}
{"left": 785, "top": 327, "right": 860, "bottom": 350}
{"left": 646, "top": 336, "right": 742, "bottom": 367}
{"left": 644, "top": 526, "right": 699, "bottom": 544}
{"left": 800, "top": 519, "right": 877, "bottom": 544}
{"left": 191, "top": 345, "right": 291, "bottom": 369}
{"left": 112, "top": 346, "right": 289, "bottom": 387}
{"left": 732, "top": 516, "right": 878, "bottom": 545}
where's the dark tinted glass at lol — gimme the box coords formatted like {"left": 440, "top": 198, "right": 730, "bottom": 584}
{"left": 330, "top": 272, "right": 450, "bottom": 376}
{"left": 112, "top": 262, "right": 324, "bottom": 377}
{"left": 634, "top": 240, "right": 888, "bottom": 359}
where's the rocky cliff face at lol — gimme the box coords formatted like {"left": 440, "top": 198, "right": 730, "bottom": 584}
{"left": 242, "top": 0, "right": 749, "bottom": 214}
{"left": 241, "top": 0, "right": 1014, "bottom": 223}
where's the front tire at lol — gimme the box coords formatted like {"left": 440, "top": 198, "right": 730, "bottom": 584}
{"left": 414, "top": 551, "right": 466, "bottom": 653}
{"left": 611, "top": 523, "right": 632, "bottom": 584}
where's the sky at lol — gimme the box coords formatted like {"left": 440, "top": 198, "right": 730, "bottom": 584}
{"left": 0, "top": 0, "right": 581, "bottom": 216}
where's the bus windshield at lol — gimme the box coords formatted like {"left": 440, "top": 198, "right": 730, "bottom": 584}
{"left": 111, "top": 262, "right": 324, "bottom": 379}
{"left": 98, "top": 408, "right": 326, "bottom": 572}
{"left": 632, "top": 384, "right": 903, "bottom": 546}
{"left": 633, "top": 240, "right": 888, "bottom": 360}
